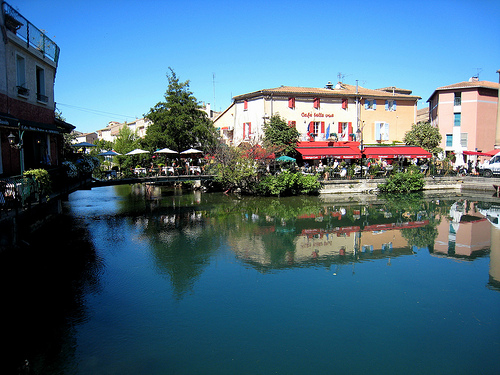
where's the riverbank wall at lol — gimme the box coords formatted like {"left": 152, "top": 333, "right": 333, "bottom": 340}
{"left": 320, "top": 176, "right": 500, "bottom": 195}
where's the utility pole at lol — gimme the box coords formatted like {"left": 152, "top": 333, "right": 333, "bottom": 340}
{"left": 496, "top": 69, "right": 500, "bottom": 149}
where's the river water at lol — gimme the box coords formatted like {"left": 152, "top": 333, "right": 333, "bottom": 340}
{"left": 1, "top": 184, "right": 500, "bottom": 374}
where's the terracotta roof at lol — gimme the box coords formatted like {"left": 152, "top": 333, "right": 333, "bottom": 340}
{"left": 434, "top": 80, "right": 499, "bottom": 91}
{"left": 233, "top": 83, "right": 421, "bottom": 101}
{"left": 427, "top": 80, "right": 499, "bottom": 102}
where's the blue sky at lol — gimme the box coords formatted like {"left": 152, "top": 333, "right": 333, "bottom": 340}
{"left": 9, "top": 0, "right": 500, "bottom": 134}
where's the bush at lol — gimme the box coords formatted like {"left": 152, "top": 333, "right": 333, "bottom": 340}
{"left": 257, "top": 171, "right": 320, "bottom": 196}
{"left": 23, "top": 168, "right": 52, "bottom": 196}
{"left": 378, "top": 170, "right": 425, "bottom": 194}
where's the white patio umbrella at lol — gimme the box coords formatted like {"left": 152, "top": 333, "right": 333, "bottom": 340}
{"left": 155, "top": 147, "right": 178, "bottom": 154}
{"left": 126, "top": 149, "right": 150, "bottom": 155}
{"left": 180, "top": 148, "right": 203, "bottom": 155}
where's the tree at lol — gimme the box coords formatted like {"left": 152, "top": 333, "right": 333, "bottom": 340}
{"left": 403, "top": 121, "right": 442, "bottom": 156}
{"left": 262, "top": 115, "right": 300, "bottom": 156}
{"left": 113, "top": 124, "right": 138, "bottom": 155}
{"left": 143, "top": 68, "right": 219, "bottom": 152}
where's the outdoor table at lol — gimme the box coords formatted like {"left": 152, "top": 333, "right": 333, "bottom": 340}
{"left": 190, "top": 166, "right": 201, "bottom": 175}
{"left": 134, "top": 168, "right": 146, "bottom": 175}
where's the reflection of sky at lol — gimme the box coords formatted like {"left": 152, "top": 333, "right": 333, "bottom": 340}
{"left": 43, "top": 188, "right": 500, "bottom": 375}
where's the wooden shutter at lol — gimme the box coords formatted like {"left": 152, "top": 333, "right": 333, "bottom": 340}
{"left": 385, "top": 100, "right": 389, "bottom": 111}
{"left": 244, "top": 100, "right": 248, "bottom": 110}
{"left": 342, "top": 98, "right": 348, "bottom": 109}
{"left": 321, "top": 122, "right": 325, "bottom": 134}
{"left": 338, "top": 122, "right": 342, "bottom": 133}
{"left": 313, "top": 98, "right": 320, "bottom": 109}
{"left": 288, "top": 97, "right": 295, "bottom": 109}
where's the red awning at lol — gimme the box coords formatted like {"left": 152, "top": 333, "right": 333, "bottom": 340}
{"left": 463, "top": 150, "right": 489, "bottom": 156}
{"left": 297, "top": 146, "right": 361, "bottom": 160}
{"left": 484, "top": 150, "right": 500, "bottom": 156}
{"left": 363, "top": 146, "right": 431, "bottom": 159}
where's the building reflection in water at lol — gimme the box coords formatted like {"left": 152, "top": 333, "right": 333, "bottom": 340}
{"left": 129, "top": 185, "right": 500, "bottom": 291}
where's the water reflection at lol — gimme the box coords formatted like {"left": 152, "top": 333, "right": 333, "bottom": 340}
{"left": 121, "top": 185, "right": 499, "bottom": 287}
{"left": 4, "top": 184, "right": 500, "bottom": 374}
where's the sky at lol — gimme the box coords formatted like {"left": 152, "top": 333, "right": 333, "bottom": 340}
{"left": 8, "top": 0, "right": 500, "bottom": 134}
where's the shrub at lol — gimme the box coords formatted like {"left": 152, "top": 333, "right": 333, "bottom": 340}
{"left": 23, "top": 168, "right": 51, "bottom": 195}
{"left": 257, "top": 171, "right": 320, "bottom": 196}
{"left": 378, "top": 170, "right": 425, "bottom": 194}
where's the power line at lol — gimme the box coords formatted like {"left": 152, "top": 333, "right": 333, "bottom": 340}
{"left": 57, "top": 103, "right": 137, "bottom": 120}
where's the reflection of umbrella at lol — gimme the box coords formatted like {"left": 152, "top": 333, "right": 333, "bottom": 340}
{"left": 126, "top": 149, "right": 150, "bottom": 155}
{"left": 181, "top": 148, "right": 203, "bottom": 154}
{"left": 72, "top": 141, "right": 97, "bottom": 148}
{"left": 98, "top": 150, "right": 121, "bottom": 156}
{"left": 155, "top": 147, "right": 178, "bottom": 154}
{"left": 276, "top": 155, "right": 296, "bottom": 162}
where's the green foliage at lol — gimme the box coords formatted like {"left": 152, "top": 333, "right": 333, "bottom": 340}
{"left": 213, "top": 147, "right": 259, "bottom": 193}
{"left": 263, "top": 114, "right": 300, "bottom": 156}
{"left": 257, "top": 171, "right": 321, "bottom": 196}
{"left": 23, "top": 168, "right": 51, "bottom": 195}
{"left": 403, "top": 121, "right": 443, "bottom": 156}
{"left": 143, "top": 68, "right": 219, "bottom": 152}
{"left": 378, "top": 170, "right": 425, "bottom": 194}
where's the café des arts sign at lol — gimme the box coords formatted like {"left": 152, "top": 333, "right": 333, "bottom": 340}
{"left": 301, "top": 112, "right": 335, "bottom": 118}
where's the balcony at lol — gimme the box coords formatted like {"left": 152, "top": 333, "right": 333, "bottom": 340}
{"left": 2, "top": 2, "right": 60, "bottom": 64}
{"left": 16, "top": 86, "right": 29, "bottom": 97}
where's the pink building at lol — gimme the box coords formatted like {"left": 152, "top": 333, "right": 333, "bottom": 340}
{"left": 428, "top": 78, "right": 499, "bottom": 156}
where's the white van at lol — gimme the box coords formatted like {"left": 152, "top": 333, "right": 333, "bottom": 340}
{"left": 480, "top": 152, "right": 500, "bottom": 177}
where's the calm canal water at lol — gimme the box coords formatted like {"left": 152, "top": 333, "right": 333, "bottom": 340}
{"left": 1, "top": 184, "right": 500, "bottom": 374}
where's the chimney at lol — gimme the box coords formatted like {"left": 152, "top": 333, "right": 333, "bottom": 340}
{"left": 325, "top": 81, "right": 334, "bottom": 90}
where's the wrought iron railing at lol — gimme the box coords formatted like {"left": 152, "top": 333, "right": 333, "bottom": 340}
{"left": 0, "top": 175, "right": 39, "bottom": 208}
{"left": 2, "top": 2, "right": 60, "bottom": 64}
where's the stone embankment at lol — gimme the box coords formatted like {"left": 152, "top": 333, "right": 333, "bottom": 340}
{"left": 320, "top": 176, "right": 500, "bottom": 195}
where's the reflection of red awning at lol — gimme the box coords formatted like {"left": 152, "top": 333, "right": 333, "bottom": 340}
{"left": 363, "top": 146, "right": 431, "bottom": 159}
{"left": 297, "top": 146, "right": 361, "bottom": 160}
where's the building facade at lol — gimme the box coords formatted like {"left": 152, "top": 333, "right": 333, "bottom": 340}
{"left": 215, "top": 82, "right": 420, "bottom": 151}
{"left": 428, "top": 78, "right": 499, "bottom": 156}
{"left": 96, "top": 118, "right": 152, "bottom": 143}
{"left": 0, "top": 1, "right": 73, "bottom": 176}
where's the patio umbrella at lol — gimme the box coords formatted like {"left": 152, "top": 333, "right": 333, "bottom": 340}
{"left": 155, "top": 147, "right": 178, "bottom": 154}
{"left": 276, "top": 155, "right": 296, "bottom": 162}
{"left": 125, "top": 148, "right": 150, "bottom": 155}
{"left": 72, "top": 141, "right": 97, "bottom": 148}
{"left": 181, "top": 148, "right": 203, "bottom": 155}
{"left": 98, "top": 150, "right": 121, "bottom": 156}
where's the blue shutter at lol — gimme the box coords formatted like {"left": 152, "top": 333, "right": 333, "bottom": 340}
{"left": 393, "top": 100, "right": 396, "bottom": 111}
{"left": 373, "top": 100, "right": 377, "bottom": 110}
{"left": 365, "top": 99, "right": 368, "bottom": 110}
{"left": 375, "top": 123, "right": 381, "bottom": 140}
{"left": 385, "top": 100, "right": 389, "bottom": 111}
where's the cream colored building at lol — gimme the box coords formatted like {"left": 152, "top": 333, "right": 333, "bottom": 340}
{"left": 214, "top": 82, "right": 421, "bottom": 148}
{"left": 96, "top": 117, "right": 151, "bottom": 142}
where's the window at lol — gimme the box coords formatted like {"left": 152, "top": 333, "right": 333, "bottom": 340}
{"left": 288, "top": 97, "right": 295, "bottom": 109}
{"left": 243, "top": 100, "right": 248, "bottom": 110}
{"left": 385, "top": 100, "right": 396, "bottom": 111}
{"left": 313, "top": 97, "right": 320, "bottom": 109}
{"left": 16, "top": 54, "right": 28, "bottom": 96}
{"left": 446, "top": 134, "right": 453, "bottom": 147}
{"left": 454, "top": 113, "right": 461, "bottom": 127}
{"left": 243, "top": 122, "right": 251, "bottom": 139}
{"left": 454, "top": 92, "right": 461, "bottom": 106}
{"left": 375, "top": 122, "right": 389, "bottom": 141}
{"left": 36, "top": 66, "right": 48, "bottom": 103}
{"left": 338, "top": 122, "right": 353, "bottom": 140}
{"left": 460, "top": 133, "right": 468, "bottom": 148}
{"left": 308, "top": 122, "right": 325, "bottom": 136}
{"left": 364, "top": 99, "right": 376, "bottom": 110}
